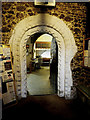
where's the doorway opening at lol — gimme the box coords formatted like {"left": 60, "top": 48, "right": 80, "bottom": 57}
{"left": 26, "top": 33, "right": 58, "bottom": 95}
{"left": 9, "top": 14, "right": 77, "bottom": 98}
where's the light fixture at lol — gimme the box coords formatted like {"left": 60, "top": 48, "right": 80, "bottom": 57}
{"left": 34, "top": 0, "right": 55, "bottom": 7}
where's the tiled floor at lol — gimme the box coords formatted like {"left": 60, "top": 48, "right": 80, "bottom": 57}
{"left": 27, "top": 66, "right": 55, "bottom": 95}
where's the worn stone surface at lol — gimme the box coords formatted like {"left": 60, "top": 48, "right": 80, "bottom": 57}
{"left": 8, "top": 14, "right": 77, "bottom": 98}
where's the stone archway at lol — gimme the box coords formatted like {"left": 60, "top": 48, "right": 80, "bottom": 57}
{"left": 9, "top": 14, "right": 77, "bottom": 99}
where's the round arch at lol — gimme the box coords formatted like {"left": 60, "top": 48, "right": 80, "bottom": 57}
{"left": 9, "top": 14, "right": 77, "bottom": 99}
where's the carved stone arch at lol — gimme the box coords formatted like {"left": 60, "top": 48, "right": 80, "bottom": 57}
{"left": 9, "top": 14, "right": 77, "bottom": 99}
{"left": 20, "top": 26, "right": 65, "bottom": 98}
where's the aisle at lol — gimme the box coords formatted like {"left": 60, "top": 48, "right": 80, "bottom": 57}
{"left": 27, "top": 66, "right": 54, "bottom": 95}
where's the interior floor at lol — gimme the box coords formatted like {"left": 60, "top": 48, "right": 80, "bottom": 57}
{"left": 27, "top": 66, "right": 55, "bottom": 95}
{"left": 2, "top": 95, "right": 89, "bottom": 120}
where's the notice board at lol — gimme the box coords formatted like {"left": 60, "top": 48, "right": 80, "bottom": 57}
{"left": 0, "top": 44, "right": 16, "bottom": 105}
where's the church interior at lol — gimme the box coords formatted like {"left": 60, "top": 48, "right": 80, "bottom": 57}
{"left": 0, "top": 1, "right": 90, "bottom": 120}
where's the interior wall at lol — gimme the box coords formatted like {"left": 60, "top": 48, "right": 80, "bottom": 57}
{"left": 35, "top": 34, "right": 52, "bottom": 58}
{"left": 2, "top": 2, "right": 89, "bottom": 87}
{"left": 86, "top": 3, "right": 90, "bottom": 38}
{"left": 2, "top": 2, "right": 90, "bottom": 97}
{"left": 36, "top": 50, "right": 50, "bottom": 58}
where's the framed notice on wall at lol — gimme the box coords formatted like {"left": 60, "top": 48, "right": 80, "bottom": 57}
{"left": 0, "top": 44, "right": 17, "bottom": 105}
{"left": 83, "top": 38, "right": 90, "bottom": 67}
